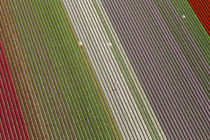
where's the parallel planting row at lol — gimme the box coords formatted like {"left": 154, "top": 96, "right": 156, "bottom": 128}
{"left": 188, "top": 0, "right": 210, "bottom": 34}
{"left": 0, "top": 0, "right": 119, "bottom": 139}
{"left": 0, "top": 40, "right": 29, "bottom": 139}
{"left": 61, "top": 0, "right": 166, "bottom": 139}
{"left": 101, "top": 0, "right": 209, "bottom": 139}
{"left": 0, "top": 0, "right": 208, "bottom": 139}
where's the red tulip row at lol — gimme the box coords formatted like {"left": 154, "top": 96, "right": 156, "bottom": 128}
{"left": 0, "top": 40, "right": 29, "bottom": 140}
{"left": 188, "top": 0, "right": 210, "bottom": 34}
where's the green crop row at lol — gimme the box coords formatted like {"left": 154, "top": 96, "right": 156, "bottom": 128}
{"left": 9, "top": 0, "right": 119, "bottom": 139}
{"left": 171, "top": 0, "right": 209, "bottom": 64}
{"left": 153, "top": 0, "right": 209, "bottom": 97}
